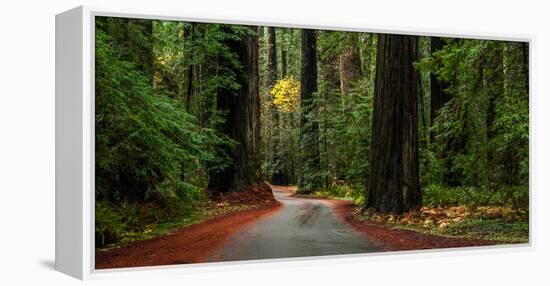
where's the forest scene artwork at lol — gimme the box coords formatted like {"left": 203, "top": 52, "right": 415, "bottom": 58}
{"left": 94, "top": 16, "right": 529, "bottom": 269}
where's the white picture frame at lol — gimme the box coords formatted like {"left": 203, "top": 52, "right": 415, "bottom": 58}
{"left": 55, "top": 5, "right": 533, "bottom": 280}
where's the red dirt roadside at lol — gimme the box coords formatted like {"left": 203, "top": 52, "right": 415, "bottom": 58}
{"left": 96, "top": 187, "right": 281, "bottom": 269}
{"left": 329, "top": 200, "right": 501, "bottom": 251}
{"left": 96, "top": 184, "right": 508, "bottom": 269}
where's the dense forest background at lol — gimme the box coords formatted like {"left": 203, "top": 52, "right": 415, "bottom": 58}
{"left": 95, "top": 17, "right": 529, "bottom": 247}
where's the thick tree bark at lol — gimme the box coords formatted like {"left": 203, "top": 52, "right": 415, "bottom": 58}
{"left": 208, "top": 27, "right": 269, "bottom": 194}
{"left": 299, "top": 29, "right": 321, "bottom": 192}
{"left": 429, "top": 37, "right": 451, "bottom": 142}
{"left": 366, "top": 34, "right": 421, "bottom": 214}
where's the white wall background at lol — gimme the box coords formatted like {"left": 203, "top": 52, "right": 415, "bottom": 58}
{"left": 0, "top": 0, "right": 547, "bottom": 284}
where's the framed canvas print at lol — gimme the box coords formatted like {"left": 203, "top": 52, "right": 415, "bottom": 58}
{"left": 55, "top": 6, "right": 531, "bottom": 280}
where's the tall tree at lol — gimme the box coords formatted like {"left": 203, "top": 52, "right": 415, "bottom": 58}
{"left": 98, "top": 17, "right": 154, "bottom": 80}
{"left": 281, "top": 47, "right": 288, "bottom": 78}
{"left": 208, "top": 27, "right": 269, "bottom": 194}
{"left": 521, "top": 42, "right": 529, "bottom": 92}
{"left": 279, "top": 28, "right": 299, "bottom": 185}
{"left": 366, "top": 34, "right": 421, "bottom": 214}
{"left": 429, "top": 37, "right": 451, "bottom": 142}
{"left": 299, "top": 29, "right": 321, "bottom": 192}
{"left": 268, "top": 27, "right": 278, "bottom": 84}
{"left": 339, "top": 34, "right": 362, "bottom": 96}
{"left": 268, "top": 27, "right": 285, "bottom": 185}
{"left": 502, "top": 42, "right": 529, "bottom": 186}
{"left": 185, "top": 23, "right": 195, "bottom": 110}
{"left": 485, "top": 42, "right": 503, "bottom": 188}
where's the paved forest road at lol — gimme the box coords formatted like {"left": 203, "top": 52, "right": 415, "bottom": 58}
{"left": 207, "top": 188, "right": 381, "bottom": 262}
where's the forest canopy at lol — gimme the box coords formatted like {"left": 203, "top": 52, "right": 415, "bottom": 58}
{"left": 94, "top": 17, "right": 529, "bottom": 247}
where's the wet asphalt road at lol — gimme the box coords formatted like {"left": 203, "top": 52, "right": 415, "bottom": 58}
{"left": 208, "top": 188, "right": 381, "bottom": 262}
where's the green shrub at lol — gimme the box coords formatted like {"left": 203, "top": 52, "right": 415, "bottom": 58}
{"left": 423, "top": 184, "right": 529, "bottom": 209}
{"left": 442, "top": 218, "right": 529, "bottom": 242}
{"left": 95, "top": 22, "right": 234, "bottom": 205}
{"left": 491, "top": 186, "right": 529, "bottom": 210}
{"left": 314, "top": 184, "right": 365, "bottom": 205}
{"left": 95, "top": 193, "right": 200, "bottom": 247}
{"left": 95, "top": 202, "right": 125, "bottom": 247}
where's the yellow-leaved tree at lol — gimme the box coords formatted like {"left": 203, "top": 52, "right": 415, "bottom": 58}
{"left": 270, "top": 77, "right": 300, "bottom": 113}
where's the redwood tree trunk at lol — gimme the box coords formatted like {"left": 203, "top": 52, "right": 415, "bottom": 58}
{"left": 299, "top": 29, "right": 321, "bottom": 192}
{"left": 208, "top": 27, "right": 269, "bottom": 194}
{"left": 366, "top": 34, "right": 421, "bottom": 214}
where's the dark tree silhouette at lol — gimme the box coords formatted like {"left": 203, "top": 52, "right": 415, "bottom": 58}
{"left": 299, "top": 29, "right": 321, "bottom": 193}
{"left": 366, "top": 34, "right": 421, "bottom": 214}
{"left": 208, "top": 27, "right": 270, "bottom": 195}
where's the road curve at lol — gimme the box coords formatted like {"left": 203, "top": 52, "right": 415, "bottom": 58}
{"left": 207, "top": 188, "right": 381, "bottom": 262}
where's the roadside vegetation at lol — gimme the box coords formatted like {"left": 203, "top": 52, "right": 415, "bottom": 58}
{"left": 96, "top": 199, "right": 264, "bottom": 249}
{"left": 311, "top": 184, "right": 528, "bottom": 243}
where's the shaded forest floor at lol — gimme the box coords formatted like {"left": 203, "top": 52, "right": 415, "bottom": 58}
{"left": 332, "top": 201, "right": 527, "bottom": 251}
{"left": 291, "top": 186, "right": 528, "bottom": 250}
{"left": 96, "top": 187, "right": 280, "bottom": 269}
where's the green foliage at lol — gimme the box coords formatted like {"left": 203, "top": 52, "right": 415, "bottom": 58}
{"left": 317, "top": 31, "right": 362, "bottom": 63}
{"left": 423, "top": 184, "right": 528, "bottom": 210}
{"left": 95, "top": 18, "right": 241, "bottom": 246}
{"left": 423, "top": 185, "right": 486, "bottom": 207}
{"left": 298, "top": 92, "right": 324, "bottom": 192}
{"left": 95, "top": 198, "right": 201, "bottom": 247}
{"left": 416, "top": 38, "right": 529, "bottom": 196}
{"left": 97, "top": 24, "right": 216, "bottom": 202}
{"left": 95, "top": 16, "right": 529, "bottom": 248}
{"left": 153, "top": 21, "right": 246, "bottom": 104}
{"left": 313, "top": 185, "right": 365, "bottom": 205}
{"left": 95, "top": 201, "right": 125, "bottom": 247}
{"left": 336, "top": 79, "right": 374, "bottom": 183}
{"left": 442, "top": 218, "right": 528, "bottom": 242}
{"left": 285, "top": 31, "right": 377, "bottom": 195}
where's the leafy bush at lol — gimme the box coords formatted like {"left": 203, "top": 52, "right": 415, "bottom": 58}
{"left": 423, "top": 185, "right": 475, "bottom": 207}
{"left": 95, "top": 202, "right": 125, "bottom": 247}
{"left": 442, "top": 218, "right": 528, "bottom": 242}
{"left": 95, "top": 20, "right": 240, "bottom": 247}
{"left": 314, "top": 184, "right": 365, "bottom": 205}
{"left": 96, "top": 22, "right": 234, "bottom": 202}
{"left": 423, "top": 184, "right": 529, "bottom": 210}
{"left": 95, "top": 193, "right": 202, "bottom": 247}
